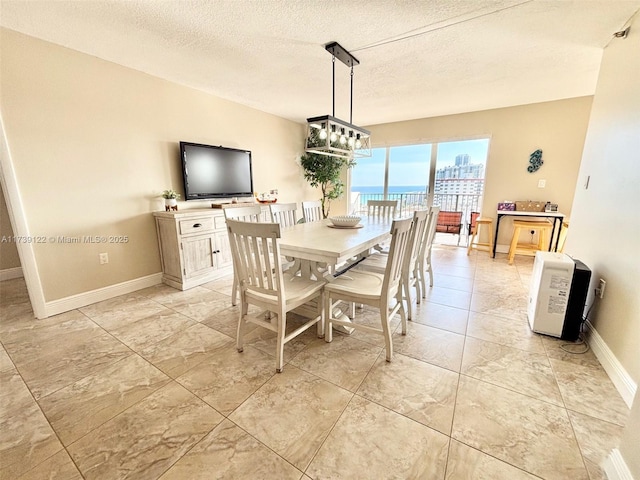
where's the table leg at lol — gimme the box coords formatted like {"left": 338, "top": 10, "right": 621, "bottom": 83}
{"left": 287, "top": 259, "right": 356, "bottom": 335}
{"left": 553, "top": 218, "right": 564, "bottom": 252}
{"left": 493, "top": 214, "right": 503, "bottom": 258}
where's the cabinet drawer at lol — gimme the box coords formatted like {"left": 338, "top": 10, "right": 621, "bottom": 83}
{"left": 179, "top": 217, "right": 215, "bottom": 235}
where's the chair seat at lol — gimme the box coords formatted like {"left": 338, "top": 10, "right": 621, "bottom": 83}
{"left": 356, "top": 252, "right": 388, "bottom": 272}
{"left": 325, "top": 270, "right": 386, "bottom": 302}
{"left": 246, "top": 274, "right": 325, "bottom": 309}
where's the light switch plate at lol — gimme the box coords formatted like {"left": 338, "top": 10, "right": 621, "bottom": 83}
{"left": 538, "top": 179, "right": 546, "bottom": 188}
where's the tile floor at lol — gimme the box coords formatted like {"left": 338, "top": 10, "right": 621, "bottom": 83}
{"left": 0, "top": 246, "right": 630, "bottom": 479}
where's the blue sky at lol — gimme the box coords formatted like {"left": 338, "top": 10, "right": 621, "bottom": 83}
{"left": 352, "top": 138, "right": 490, "bottom": 187}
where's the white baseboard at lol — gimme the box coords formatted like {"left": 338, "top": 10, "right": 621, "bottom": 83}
{"left": 603, "top": 449, "right": 635, "bottom": 480}
{"left": 495, "top": 243, "right": 510, "bottom": 254}
{"left": 586, "top": 320, "right": 637, "bottom": 408}
{"left": 0, "top": 267, "right": 23, "bottom": 281}
{"left": 42, "top": 273, "right": 163, "bottom": 318}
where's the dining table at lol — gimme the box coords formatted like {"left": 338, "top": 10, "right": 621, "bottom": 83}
{"left": 278, "top": 216, "right": 394, "bottom": 333}
{"left": 278, "top": 216, "right": 393, "bottom": 280}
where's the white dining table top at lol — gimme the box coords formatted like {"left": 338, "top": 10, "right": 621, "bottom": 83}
{"left": 279, "top": 217, "right": 393, "bottom": 266}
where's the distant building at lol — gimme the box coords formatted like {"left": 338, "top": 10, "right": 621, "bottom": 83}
{"left": 434, "top": 154, "right": 485, "bottom": 196}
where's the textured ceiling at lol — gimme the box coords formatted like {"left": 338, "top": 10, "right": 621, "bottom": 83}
{"left": 1, "top": 0, "right": 638, "bottom": 126}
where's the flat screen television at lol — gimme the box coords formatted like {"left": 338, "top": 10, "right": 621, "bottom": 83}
{"left": 180, "top": 141, "right": 254, "bottom": 200}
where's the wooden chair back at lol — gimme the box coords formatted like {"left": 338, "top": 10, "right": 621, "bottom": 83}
{"left": 404, "top": 209, "right": 430, "bottom": 274}
{"left": 226, "top": 219, "right": 283, "bottom": 301}
{"left": 223, "top": 204, "right": 263, "bottom": 222}
{"left": 367, "top": 200, "right": 398, "bottom": 219}
{"left": 381, "top": 217, "right": 414, "bottom": 301}
{"left": 420, "top": 206, "right": 440, "bottom": 259}
{"left": 269, "top": 203, "right": 298, "bottom": 228}
{"left": 302, "top": 200, "right": 323, "bottom": 223}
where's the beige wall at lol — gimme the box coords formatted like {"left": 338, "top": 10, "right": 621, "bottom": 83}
{"left": 336, "top": 97, "right": 593, "bottom": 248}
{"left": 565, "top": 16, "right": 640, "bottom": 385}
{"left": 0, "top": 28, "right": 313, "bottom": 302}
{"left": 0, "top": 183, "right": 21, "bottom": 270}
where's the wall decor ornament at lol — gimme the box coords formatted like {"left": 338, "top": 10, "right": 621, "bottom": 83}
{"left": 528, "top": 149, "right": 543, "bottom": 173}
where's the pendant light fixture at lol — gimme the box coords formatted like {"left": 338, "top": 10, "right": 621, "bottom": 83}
{"left": 305, "top": 42, "right": 371, "bottom": 159}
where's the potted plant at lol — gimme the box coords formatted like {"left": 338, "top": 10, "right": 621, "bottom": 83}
{"left": 162, "top": 189, "right": 181, "bottom": 211}
{"left": 300, "top": 153, "right": 355, "bottom": 218}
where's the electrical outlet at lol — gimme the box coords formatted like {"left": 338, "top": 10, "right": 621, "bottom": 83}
{"left": 538, "top": 179, "right": 546, "bottom": 188}
{"left": 99, "top": 253, "right": 109, "bottom": 265}
{"left": 597, "top": 278, "right": 606, "bottom": 298}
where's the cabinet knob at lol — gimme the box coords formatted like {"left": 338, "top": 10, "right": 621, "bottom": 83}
{"left": 213, "top": 250, "right": 220, "bottom": 254}
{"left": 193, "top": 223, "right": 202, "bottom": 228}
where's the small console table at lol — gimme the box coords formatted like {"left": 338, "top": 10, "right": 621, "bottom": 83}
{"left": 493, "top": 210, "right": 566, "bottom": 258}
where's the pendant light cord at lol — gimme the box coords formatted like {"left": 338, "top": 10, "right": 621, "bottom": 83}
{"left": 332, "top": 56, "right": 336, "bottom": 117}
{"left": 350, "top": 66, "right": 354, "bottom": 124}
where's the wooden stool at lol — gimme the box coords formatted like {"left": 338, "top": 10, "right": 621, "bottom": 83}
{"left": 467, "top": 217, "right": 494, "bottom": 256}
{"left": 508, "top": 220, "right": 553, "bottom": 265}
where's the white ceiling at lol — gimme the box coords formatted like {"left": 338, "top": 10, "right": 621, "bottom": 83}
{"left": 1, "top": 0, "right": 638, "bottom": 126}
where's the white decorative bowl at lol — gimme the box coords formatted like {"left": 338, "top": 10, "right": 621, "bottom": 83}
{"left": 329, "top": 215, "right": 361, "bottom": 227}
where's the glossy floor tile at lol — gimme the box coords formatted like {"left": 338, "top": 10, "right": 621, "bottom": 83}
{"left": 0, "top": 246, "right": 630, "bottom": 479}
{"left": 452, "top": 376, "right": 588, "bottom": 480}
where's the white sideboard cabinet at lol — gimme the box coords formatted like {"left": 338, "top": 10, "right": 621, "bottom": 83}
{"left": 153, "top": 209, "right": 233, "bottom": 290}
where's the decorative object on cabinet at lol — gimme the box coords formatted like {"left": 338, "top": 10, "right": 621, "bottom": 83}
{"left": 256, "top": 189, "right": 278, "bottom": 204}
{"left": 497, "top": 202, "right": 516, "bottom": 211}
{"left": 161, "top": 189, "right": 180, "bottom": 211}
{"left": 515, "top": 200, "right": 546, "bottom": 212}
{"left": 527, "top": 149, "right": 543, "bottom": 173}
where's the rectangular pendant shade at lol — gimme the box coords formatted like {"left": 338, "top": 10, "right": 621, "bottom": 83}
{"left": 305, "top": 115, "right": 371, "bottom": 159}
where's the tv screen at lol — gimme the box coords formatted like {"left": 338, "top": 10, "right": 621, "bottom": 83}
{"left": 180, "top": 142, "right": 254, "bottom": 200}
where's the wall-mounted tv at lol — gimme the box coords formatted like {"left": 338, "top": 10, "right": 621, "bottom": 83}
{"left": 180, "top": 141, "right": 254, "bottom": 200}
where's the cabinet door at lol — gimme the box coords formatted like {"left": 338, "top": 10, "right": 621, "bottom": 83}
{"left": 214, "top": 231, "right": 233, "bottom": 270}
{"left": 182, "top": 235, "right": 216, "bottom": 278}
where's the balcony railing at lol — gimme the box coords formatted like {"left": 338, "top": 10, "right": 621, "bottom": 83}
{"left": 350, "top": 192, "right": 428, "bottom": 217}
{"left": 350, "top": 192, "right": 484, "bottom": 244}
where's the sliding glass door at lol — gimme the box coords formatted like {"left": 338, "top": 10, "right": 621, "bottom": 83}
{"left": 349, "top": 138, "right": 489, "bottom": 243}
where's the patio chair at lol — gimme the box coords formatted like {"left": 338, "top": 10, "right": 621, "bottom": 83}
{"left": 226, "top": 219, "right": 325, "bottom": 372}
{"left": 435, "top": 210, "right": 463, "bottom": 245}
{"left": 324, "top": 216, "right": 413, "bottom": 362}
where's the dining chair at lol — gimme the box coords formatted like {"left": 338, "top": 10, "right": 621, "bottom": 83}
{"left": 269, "top": 202, "right": 298, "bottom": 228}
{"left": 302, "top": 200, "right": 323, "bottom": 223}
{"left": 435, "top": 210, "right": 463, "bottom": 245}
{"left": 367, "top": 199, "right": 398, "bottom": 253}
{"left": 223, "top": 205, "right": 263, "bottom": 306}
{"left": 324, "top": 216, "right": 413, "bottom": 362}
{"left": 416, "top": 206, "right": 440, "bottom": 294}
{"left": 226, "top": 219, "right": 325, "bottom": 373}
{"left": 367, "top": 199, "right": 398, "bottom": 219}
{"left": 355, "top": 209, "right": 429, "bottom": 321}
